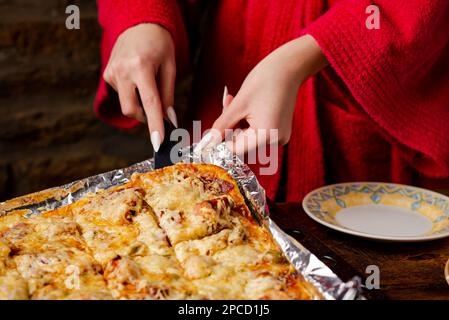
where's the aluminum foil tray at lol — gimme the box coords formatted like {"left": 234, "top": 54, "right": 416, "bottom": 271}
{"left": 0, "top": 143, "right": 365, "bottom": 300}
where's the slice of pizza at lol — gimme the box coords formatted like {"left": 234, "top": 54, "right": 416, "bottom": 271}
{"left": 133, "top": 164, "right": 251, "bottom": 245}
{"left": 13, "top": 243, "right": 112, "bottom": 300}
{"left": 67, "top": 184, "right": 192, "bottom": 299}
{"left": 174, "top": 231, "right": 314, "bottom": 299}
{"left": 70, "top": 187, "right": 172, "bottom": 264}
{"left": 0, "top": 210, "right": 112, "bottom": 300}
{"left": 103, "top": 254, "right": 200, "bottom": 300}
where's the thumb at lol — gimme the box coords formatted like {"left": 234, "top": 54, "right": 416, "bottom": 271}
{"left": 194, "top": 88, "right": 238, "bottom": 154}
{"left": 195, "top": 98, "right": 244, "bottom": 153}
{"left": 226, "top": 128, "right": 259, "bottom": 156}
{"left": 210, "top": 98, "right": 245, "bottom": 145}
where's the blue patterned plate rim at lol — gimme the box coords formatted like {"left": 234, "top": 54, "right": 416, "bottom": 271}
{"left": 302, "top": 182, "right": 449, "bottom": 242}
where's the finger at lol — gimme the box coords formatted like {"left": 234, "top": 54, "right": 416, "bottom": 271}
{"left": 223, "top": 94, "right": 234, "bottom": 110}
{"left": 226, "top": 128, "right": 260, "bottom": 156}
{"left": 210, "top": 98, "right": 245, "bottom": 143}
{"left": 195, "top": 88, "right": 239, "bottom": 154}
{"left": 222, "top": 86, "right": 228, "bottom": 108}
{"left": 159, "top": 61, "right": 178, "bottom": 127}
{"left": 230, "top": 125, "right": 281, "bottom": 156}
{"left": 221, "top": 86, "right": 235, "bottom": 143}
{"left": 103, "top": 67, "right": 118, "bottom": 92}
{"left": 136, "top": 74, "right": 165, "bottom": 152}
{"left": 222, "top": 86, "right": 234, "bottom": 111}
{"left": 116, "top": 81, "right": 146, "bottom": 123}
{"left": 195, "top": 99, "right": 241, "bottom": 154}
{"left": 222, "top": 93, "right": 235, "bottom": 143}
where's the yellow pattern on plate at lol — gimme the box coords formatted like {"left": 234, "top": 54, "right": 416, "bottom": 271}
{"left": 302, "top": 182, "right": 449, "bottom": 242}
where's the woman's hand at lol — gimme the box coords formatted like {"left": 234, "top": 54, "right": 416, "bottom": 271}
{"left": 103, "top": 23, "right": 178, "bottom": 152}
{"left": 204, "top": 35, "right": 328, "bottom": 155}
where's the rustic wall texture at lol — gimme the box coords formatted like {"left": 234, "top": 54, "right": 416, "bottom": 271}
{"left": 0, "top": 0, "right": 152, "bottom": 201}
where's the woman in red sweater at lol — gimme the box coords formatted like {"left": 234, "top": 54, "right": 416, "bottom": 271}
{"left": 95, "top": 0, "right": 449, "bottom": 201}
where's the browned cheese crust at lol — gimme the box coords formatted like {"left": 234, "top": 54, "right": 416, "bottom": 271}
{"left": 0, "top": 164, "right": 315, "bottom": 300}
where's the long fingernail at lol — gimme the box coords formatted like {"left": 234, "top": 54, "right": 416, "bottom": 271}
{"left": 151, "top": 131, "right": 161, "bottom": 152}
{"left": 194, "top": 132, "right": 212, "bottom": 154}
{"left": 166, "top": 106, "right": 178, "bottom": 128}
{"left": 222, "top": 86, "right": 228, "bottom": 108}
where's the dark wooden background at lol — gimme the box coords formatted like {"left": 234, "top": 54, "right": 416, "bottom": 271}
{"left": 0, "top": 0, "right": 151, "bottom": 202}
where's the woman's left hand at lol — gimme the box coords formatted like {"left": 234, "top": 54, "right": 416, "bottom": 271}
{"left": 204, "top": 34, "right": 328, "bottom": 155}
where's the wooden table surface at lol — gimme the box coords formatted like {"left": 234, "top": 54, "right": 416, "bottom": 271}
{"left": 270, "top": 202, "right": 449, "bottom": 300}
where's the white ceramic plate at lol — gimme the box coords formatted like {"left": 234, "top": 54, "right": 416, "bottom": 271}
{"left": 302, "top": 182, "right": 449, "bottom": 242}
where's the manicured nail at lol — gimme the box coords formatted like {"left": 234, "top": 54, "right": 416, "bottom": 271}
{"left": 194, "top": 132, "right": 212, "bottom": 154}
{"left": 151, "top": 131, "right": 161, "bottom": 152}
{"left": 166, "top": 106, "right": 178, "bottom": 128}
{"left": 222, "top": 86, "right": 228, "bottom": 108}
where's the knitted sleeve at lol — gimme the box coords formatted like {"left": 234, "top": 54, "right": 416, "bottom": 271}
{"left": 305, "top": 0, "right": 449, "bottom": 178}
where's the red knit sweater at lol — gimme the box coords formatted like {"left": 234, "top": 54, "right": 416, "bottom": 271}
{"left": 95, "top": 0, "right": 449, "bottom": 201}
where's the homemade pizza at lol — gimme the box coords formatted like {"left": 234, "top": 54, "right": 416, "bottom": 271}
{"left": 0, "top": 164, "right": 315, "bottom": 300}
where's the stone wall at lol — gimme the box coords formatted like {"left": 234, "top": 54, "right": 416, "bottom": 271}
{"left": 0, "top": 1, "right": 151, "bottom": 201}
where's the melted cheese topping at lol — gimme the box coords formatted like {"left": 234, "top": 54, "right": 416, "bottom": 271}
{"left": 0, "top": 164, "right": 313, "bottom": 300}
{"left": 133, "top": 211, "right": 171, "bottom": 256}
{"left": 80, "top": 223, "right": 141, "bottom": 265}
{"left": 0, "top": 270, "right": 29, "bottom": 300}
{"left": 147, "top": 188, "right": 236, "bottom": 245}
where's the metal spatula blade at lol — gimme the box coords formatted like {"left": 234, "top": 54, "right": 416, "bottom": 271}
{"left": 154, "top": 119, "right": 181, "bottom": 169}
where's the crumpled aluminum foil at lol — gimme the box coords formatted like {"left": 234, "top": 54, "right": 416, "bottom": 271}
{"left": 0, "top": 143, "right": 364, "bottom": 300}
{"left": 190, "top": 144, "right": 364, "bottom": 300}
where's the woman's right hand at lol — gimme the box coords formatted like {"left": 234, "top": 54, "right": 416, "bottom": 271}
{"left": 103, "top": 23, "right": 178, "bottom": 152}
